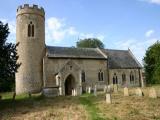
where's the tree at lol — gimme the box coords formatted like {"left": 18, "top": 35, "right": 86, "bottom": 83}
{"left": 76, "top": 38, "right": 104, "bottom": 49}
{"left": 0, "top": 21, "right": 20, "bottom": 92}
{"left": 143, "top": 41, "right": 160, "bottom": 84}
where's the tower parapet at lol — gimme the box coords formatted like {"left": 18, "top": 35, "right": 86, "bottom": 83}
{"left": 16, "top": 4, "right": 45, "bottom": 18}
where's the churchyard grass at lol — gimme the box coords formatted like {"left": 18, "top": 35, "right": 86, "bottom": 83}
{"left": 0, "top": 85, "right": 160, "bottom": 120}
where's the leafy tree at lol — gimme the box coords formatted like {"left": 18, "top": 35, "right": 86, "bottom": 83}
{"left": 0, "top": 21, "right": 20, "bottom": 92}
{"left": 143, "top": 41, "right": 160, "bottom": 84}
{"left": 76, "top": 38, "right": 104, "bottom": 49}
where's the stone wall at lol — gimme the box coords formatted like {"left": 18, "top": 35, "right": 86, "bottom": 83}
{"left": 109, "top": 69, "right": 141, "bottom": 87}
{"left": 43, "top": 57, "right": 108, "bottom": 95}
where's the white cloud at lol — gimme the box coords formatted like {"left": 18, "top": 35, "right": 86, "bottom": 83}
{"left": 46, "top": 17, "right": 105, "bottom": 43}
{"left": 145, "top": 29, "right": 154, "bottom": 37}
{"left": 67, "top": 27, "right": 78, "bottom": 36}
{"left": 139, "top": 0, "right": 160, "bottom": 5}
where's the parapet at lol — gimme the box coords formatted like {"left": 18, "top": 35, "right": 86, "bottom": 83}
{"left": 17, "top": 4, "right": 45, "bottom": 17}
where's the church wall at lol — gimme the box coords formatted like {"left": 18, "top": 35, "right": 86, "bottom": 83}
{"left": 109, "top": 69, "right": 141, "bottom": 87}
{"left": 43, "top": 57, "right": 108, "bottom": 91}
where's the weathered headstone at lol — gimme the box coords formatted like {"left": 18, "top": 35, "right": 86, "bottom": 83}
{"left": 72, "top": 89, "right": 77, "bottom": 96}
{"left": 105, "top": 93, "right": 112, "bottom": 104}
{"left": 104, "top": 85, "right": 107, "bottom": 93}
{"left": 88, "top": 87, "right": 91, "bottom": 94}
{"left": 94, "top": 85, "right": 97, "bottom": 96}
{"left": 107, "top": 85, "right": 111, "bottom": 93}
{"left": 135, "top": 88, "right": 143, "bottom": 97}
{"left": 59, "top": 87, "right": 62, "bottom": 96}
{"left": 124, "top": 87, "right": 129, "bottom": 96}
{"left": 149, "top": 88, "right": 157, "bottom": 98}
{"left": 110, "top": 84, "right": 114, "bottom": 92}
{"left": 79, "top": 86, "right": 82, "bottom": 95}
{"left": 114, "top": 84, "right": 118, "bottom": 93}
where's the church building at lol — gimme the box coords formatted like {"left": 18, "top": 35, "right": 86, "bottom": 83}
{"left": 15, "top": 4, "right": 143, "bottom": 96}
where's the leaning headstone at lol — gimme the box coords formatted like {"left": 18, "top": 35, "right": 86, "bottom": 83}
{"left": 135, "top": 88, "right": 143, "bottom": 97}
{"left": 94, "top": 85, "right": 97, "bottom": 96}
{"left": 88, "top": 87, "right": 91, "bottom": 94}
{"left": 149, "top": 88, "right": 157, "bottom": 98}
{"left": 114, "top": 84, "right": 118, "bottom": 93}
{"left": 105, "top": 93, "right": 112, "bottom": 104}
{"left": 124, "top": 87, "right": 129, "bottom": 96}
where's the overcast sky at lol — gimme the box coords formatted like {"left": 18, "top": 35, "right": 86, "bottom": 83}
{"left": 1, "top": 0, "right": 160, "bottom": 64}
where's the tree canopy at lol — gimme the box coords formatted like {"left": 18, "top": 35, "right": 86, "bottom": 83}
{"left": 0, "top": 21, "right": 20, "bottom": 92}
{"left": 76, "top": 38, "right": 104, "bottom": 49}
{"left": 143, "top": 41, "right": 160, "bottom": 84}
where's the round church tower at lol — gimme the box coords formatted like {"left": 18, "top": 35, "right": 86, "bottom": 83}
{"left": 16, "top": 4, "right": 45, "bottom": 94}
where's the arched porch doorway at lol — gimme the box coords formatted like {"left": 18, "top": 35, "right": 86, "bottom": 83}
{"left": 65, "top": 74, "right": 75, "bottom": 95}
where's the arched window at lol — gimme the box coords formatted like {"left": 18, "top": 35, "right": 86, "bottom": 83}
{"left": 32, "top": 25, "right": 34, "bottom": 37}
{"left": 122, "top": 73, "right": 126, "bottom": 85}
{"left": 28, "top": 21, "right": 34, "bottom": 37}
{"left": 81, "top": 71, "right": 85, "bottom": 82}
{"left": 130, "top": 72, "right": 134, "bottom": 84}
{"left": 28, "top": 24, "right": 31, "bottom": 37}
{"left": 113, "top": 73, "right": 118, "bottom": 84}
{"left": 98, "top": 70, "right": 104, "bottom": 81}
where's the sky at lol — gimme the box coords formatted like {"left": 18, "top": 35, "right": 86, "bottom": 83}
{"left": 1, "top": 0, "right": 160, "bottom": 65}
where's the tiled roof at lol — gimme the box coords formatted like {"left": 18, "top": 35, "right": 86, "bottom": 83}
{"left": 46, "top": 46, "right": 142, "bottom": 69}
{"left": 102, "top": 49, "right": 142, "bottom": 69}
{"left": 46, "top": 46, "right": 106, "bottom": 59}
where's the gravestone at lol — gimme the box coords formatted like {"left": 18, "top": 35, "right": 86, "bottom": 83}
{"left": 149, "top": 88, "right": 157, "bottom": 98}
{"left": 94, "top": 85, "right": 97, "bottom": 96}
{"left": 107, "top": 85, "right": 113, "bottom": 93}
{"left": 135, "top": 88, "right": 143, "bottom": 97}
{"left": 124, "top": 87, "right": 129, "bottom": 96}
{"left": 104, "top": 85, "right": 107, "bottom": 93}
{"left": 59, "top": 87, "right": 62, "bottom": 96}
{"left": 106, "top": 93, "right": 112, "bottom": 104}
{"left": 88, "top": 87, "right": 91, "bottom": 94}
{"left": 114, "top": 84, "right": 118, "bottom": 93}
{"left": 72, "top": 89, "right": 77, "bottom": 96}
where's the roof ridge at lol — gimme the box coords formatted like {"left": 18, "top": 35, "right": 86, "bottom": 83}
{"left": 105, "top": 48, "right": 128, "bottom": 51}
{"left": 46, "top": 46, "right": 98, "bottom": 50}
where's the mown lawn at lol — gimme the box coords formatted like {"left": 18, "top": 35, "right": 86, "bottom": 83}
{"left": 0, "top": 86, "right": 160, "bottom": 120}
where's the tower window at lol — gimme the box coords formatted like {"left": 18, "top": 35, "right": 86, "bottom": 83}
{"left": 98, "top": 70, "right": 104, "bottom": 81}
{"left": 32, "top": 25, "right": 34, "bottom": 37}
{"left": 28, "top": 24, "right": 31, "bottom": 37}
{"left": 28, "top": 21, "right": 34, "bottom": 37}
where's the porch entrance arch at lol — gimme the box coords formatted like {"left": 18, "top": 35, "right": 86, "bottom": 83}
{"left": 65, "top": 74, "right": 75, "bottom": 95}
